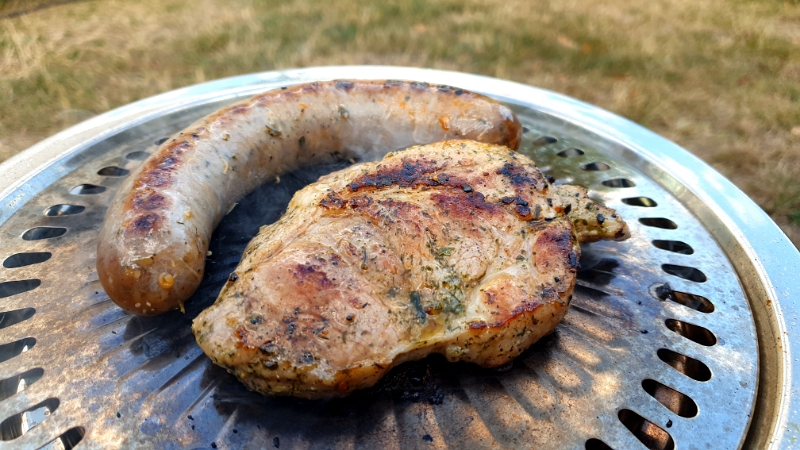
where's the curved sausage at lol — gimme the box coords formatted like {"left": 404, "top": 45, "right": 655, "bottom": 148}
{"left": 97, "top": 80, "right": 522, "bottom": 316}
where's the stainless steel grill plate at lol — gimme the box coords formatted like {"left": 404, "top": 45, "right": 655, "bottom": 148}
{"left": 0, "top": 67, "right": 798, "bottom": 450}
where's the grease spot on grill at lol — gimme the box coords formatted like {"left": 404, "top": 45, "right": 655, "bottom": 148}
{"left": 0, "top": 279, "right": 40, "bottom": 299}
{"left": 657, "top": 348, "right": 711, "bottom": 381}
{"left": 0, "top": 397, "right": 59, "bottom": 441}
{"left": 642, "top": 379, "right": 698, "bottom": 417}
{"left": 22, "top": 227, "right": 67, "bottom": 241}
{"left": 665, "top": 319, "right": 717, "bottom": 346}
{"left": 639, "top": 217, "right": 677, "bottom": 229}
{"left": 557, "top": 148, "right": 585, "bottom": 158}
{"left": 618, "top": 408, "right": 675, "bottom": 450}
{"left": 70, "top": 184, "right": 106, "bottom": 195}
{"left": 601, "top": 178, "right": 635, "bottom": 188}
{"left": 141, "top": 335, "right": 172, "bottom": 358}
{"left": 662, "top": 264, "right": 706, "bottom": 282}
{"left": 140, "top": 417, "right": 160, "bottom": 436}
{"left": 3, "top": 252, "right": 51, "bottom": 268}
{"left": 97, "top": 166, "right": 130, "bottom": 177}
{"left": 0, "top": 367, "right": 43, "bottom": 402}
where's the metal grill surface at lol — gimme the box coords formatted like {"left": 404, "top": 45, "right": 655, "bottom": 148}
{"left": 0, "top": 82, "right": 759, "bottom": 450}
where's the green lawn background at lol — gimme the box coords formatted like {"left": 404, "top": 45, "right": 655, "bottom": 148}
{"left": 1, "top": 0, "right": 799, "bottom": 245}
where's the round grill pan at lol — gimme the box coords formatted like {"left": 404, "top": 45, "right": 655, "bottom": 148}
{"left": 0, "top": 66, "right": 797, "bottom": 450}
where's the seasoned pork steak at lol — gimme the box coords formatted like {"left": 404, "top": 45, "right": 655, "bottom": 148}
{"left": 192, "top": 140, "right": 629, "bottom": 398}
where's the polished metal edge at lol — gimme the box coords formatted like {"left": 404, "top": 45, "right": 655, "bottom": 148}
{"left": 0, "top": 66, "right": 797, "bottom": 449}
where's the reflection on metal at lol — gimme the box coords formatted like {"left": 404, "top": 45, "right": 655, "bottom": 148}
{"left": 0, "top": 67, "right": 796, "bottom": 449}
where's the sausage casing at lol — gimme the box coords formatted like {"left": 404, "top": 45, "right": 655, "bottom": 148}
{"left": 97, "top": 80, "right": 522, "bottom": 315}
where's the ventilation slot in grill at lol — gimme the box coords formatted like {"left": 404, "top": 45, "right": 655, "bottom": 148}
{"left": 622, "top": 197, "right": 657, "bottom": 207}
{"left": 0, "top": 368, "right": 44, "bottom": 402}
{"left": 3, "top": 252, "right": 51, "bottom": 268}
{"left": 44, "top": 204, "right": 85, "bottom": 217}
{"left": 70, "top": 184, "right": 106, "bottom": 195}
{"left": 602, "top": 178, "right": 635, "bottom": 188}
{"left": 639, "top": 218, "right": 677, "bottom": 229}
{"left": 642, "top": 379, "right": 698, "bottom": 417}
{"left": 0, "top": 338, "right": 36, "bottom": 364}
{"left": 0, "top": 279, "right": 40, "bottom": 299}
{"left": 585, "top": 438, "right": 614, "bottom": 449}
{"left": 22, "top": 227, "right": 67, "bottom": 241}
{"left": 657, "top": 348, "right": 712, "bottom": 381}
{"left": 665, "top": 319, "right": 717, "bottom": 346}
{"left": 97, "top": 166, "right": 130, "bottom": 177}
{"left": 662, "top": 264, "right": 706, "bottom": 282}
{"left": 126, "top": 151, "right": 150, "bottom": 160}
{"left": 581, "top": 162, "right": 610, "bottom": 171}
{"left": 558, "top": 148, "right": 585, "bottom": 158}
{"left": 654, "top": 284, "right": 714, "bottom": 313}
{"left": 531, "top": 136, "right": 557, "bottom": 146}
{"left": 0, "top": 398, "right": 59, "bottom": 441}
{"left": 653, "top": 240, "right": 694, "bottom": 255}
{"left": 618, "top": 409, "right": 675, "bottom": 450}
{"left": 0, "top": 308, "right": 35, "bottom": 330}
{"left": 42, "top": 426, "right": 85, "bottom": 450}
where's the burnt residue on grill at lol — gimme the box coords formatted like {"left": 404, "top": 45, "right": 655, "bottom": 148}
{"left": 356, "top": 355, "right": 452, "bottom": 405}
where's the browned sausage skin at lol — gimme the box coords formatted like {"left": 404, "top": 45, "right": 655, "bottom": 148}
{"left": 97, "top": 80, "right": 522, "bottom": 316}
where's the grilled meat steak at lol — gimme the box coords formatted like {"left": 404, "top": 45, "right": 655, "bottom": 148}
{"left": 192, "top": 140, "right": 629, "bottom": 398}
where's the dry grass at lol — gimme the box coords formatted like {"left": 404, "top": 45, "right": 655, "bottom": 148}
{"left": 1, "top": 0, "right": 799, "bottom": 245}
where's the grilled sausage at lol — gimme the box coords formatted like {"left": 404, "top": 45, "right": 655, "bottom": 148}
{"left": 97, "top": 80, "right": 522, "bottom": 315}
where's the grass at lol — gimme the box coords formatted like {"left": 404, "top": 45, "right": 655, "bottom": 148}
{"left": 1, "top": 0, "right": 799, "bottom": 246}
